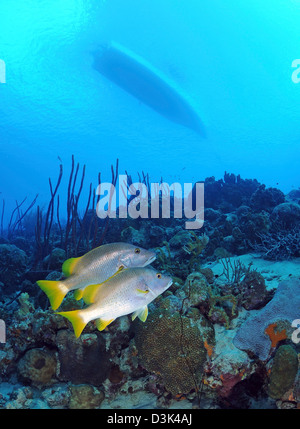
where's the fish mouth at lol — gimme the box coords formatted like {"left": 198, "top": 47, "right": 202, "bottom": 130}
{"left": 143, "top": 255, "right": 156, "bottom": 266}
{"left": 161, "top": 280, "right": 173, "bottom": 294}
{"left": 167, "top": 280, "right": 173, "bottom": 288}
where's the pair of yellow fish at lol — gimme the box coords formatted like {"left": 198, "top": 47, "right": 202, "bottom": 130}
{"left": 37, "top": 242, "right": 172, "bottom": 337}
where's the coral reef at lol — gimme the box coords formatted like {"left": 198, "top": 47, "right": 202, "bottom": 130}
{"left": 0, "top": 171, "right": 299, "bottom": 409}
{"left": 134, "top": 307, "right": 211, "bottom": 395}
{"left": 0, "top": 244, "right": 28, "bottom": 290}
{"left": 250, "top": 185, "right": 285, "bottom": 212}
{"left": 252, "top": 226, "right": 300, "bottom": 260}
{"left": 203, "top": 325, "right": 254, "bottom": 399}
{"left": 177, "top": 272, "right": 237, "bottom": 329}
{"left": 271, "top": 202, "right": 300, "bottom": 227}
{"left": 233, "top": 279, "right": 300, "bottom": 360}
{"left": 204, "top": 173, "right": 260, "bottom": 211}
{"left": 56, "top": 330, "right": 111, "bottom": 386}
{"left": 17, "top": 348, "right": 57, "bottom": 388}
{"left": 239, "top": 270, "right": 271, "bottom": 310}
{"left": 182, "top": 233, "right": 209, "bottom": 271}
{"left": 69, "top": 384, "right": 104, "bottom": 409}
{"left": 43, "top": 248, "right": 66, "bottom": 271}
{"left": 267, "top": 345, "right": 298, "bottom": 399}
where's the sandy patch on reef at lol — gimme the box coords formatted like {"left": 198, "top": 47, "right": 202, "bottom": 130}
{"left": 204, "top": 253, "right": 300, "bottom": 290}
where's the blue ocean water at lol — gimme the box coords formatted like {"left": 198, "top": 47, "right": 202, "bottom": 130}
{"left": 0, "top": 0, "right": 299, "bottom": 223}
{"left": 1, "top": 1, "right": 300, "bottom": 411}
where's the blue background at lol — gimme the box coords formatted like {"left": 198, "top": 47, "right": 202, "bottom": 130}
{"left": 0, "top": 0, "right": 299, "bottom": 222}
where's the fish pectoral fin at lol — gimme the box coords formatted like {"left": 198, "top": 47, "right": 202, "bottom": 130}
{"left": 96, "top": 318, "right": 115, "bottom": 331}
{"left": 116, "top": 264, "right": 125, "bottom": 273}
{"left": 82, "top": 267, "right": 126, "bottom": 305}
{"left": 103, "top": 265, "right": 125, "bottom": 282}
{"left": 82, "top": 283, "right": 102, "bottom": 305}
{"left": 62, "top": 256, "right": 82, "bottom": 277}
{"left": 136, "top": 288, "right": 149, "bottom": 294}
{"left": 132, "top": 305, "right": 148, "bottom": 322}
{"left": 73, "top": 289, "right": 84, "bottom": 301}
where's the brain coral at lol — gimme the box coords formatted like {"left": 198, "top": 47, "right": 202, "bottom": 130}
{"left": 233, "top": 279, "right": 300, "bottom": 360}
{"left": 134, "top": 308, "right": 211, "bottom": 395}
{"left": 17, "top": 348, "right": 57, "bottom": 387}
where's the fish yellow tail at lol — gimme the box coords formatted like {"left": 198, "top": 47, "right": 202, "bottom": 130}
{"left": 56, "top": 310, "right": 87, "bottom": 338}
{"left": 36, "top": 280, "right": 68, "bottom": 311}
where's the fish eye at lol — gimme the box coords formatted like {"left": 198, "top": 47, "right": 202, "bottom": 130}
{"left": 135, "top": 248, "right": 141, "bottom": 254}
{"left": 156, "top": 273, "right": 162, "bottom": 279}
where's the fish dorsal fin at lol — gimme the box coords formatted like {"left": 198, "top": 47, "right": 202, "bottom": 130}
{"left": 62, "top": 256, "right": 82, "bottom": 277}
{"left": 82, "top": 283, "right": 102, "bottom": 305}
{"left": 132, "top": 305, "right": 148, "bottom": 322}
{"left": 96, "top": 318, "right": 114, "bottom": 331}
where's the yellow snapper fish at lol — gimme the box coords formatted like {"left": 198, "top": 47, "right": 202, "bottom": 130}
{"left": 37, "top": 242, "right": 156, "bottom": 311}
{"left": 57, "top": 266, "right": 173, "bottom": 338}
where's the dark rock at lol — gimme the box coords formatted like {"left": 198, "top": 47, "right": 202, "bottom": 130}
{"left": 56, "top": 330, "right": 111, "bottom": 386}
